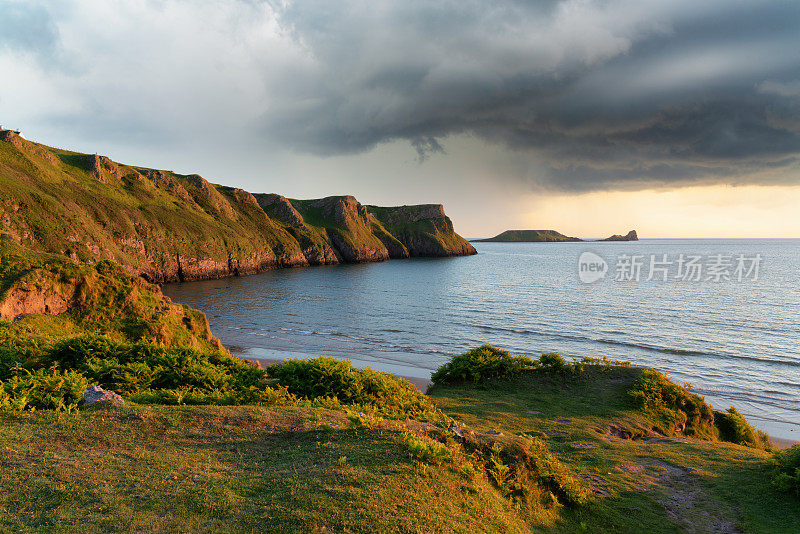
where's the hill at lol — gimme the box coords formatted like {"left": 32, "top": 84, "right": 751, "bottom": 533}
{"left": 473, "top": 230, "right": 582, "bottom": 243}
{"left": 0, "top": 129, "right": 475, "bottom": 283}
{"left": 473, "top": 229, "right": 639, "bottom": 242}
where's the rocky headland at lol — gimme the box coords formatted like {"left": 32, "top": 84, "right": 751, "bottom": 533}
{"left": 0, "top": 129, "right": 475, "bottom": 284}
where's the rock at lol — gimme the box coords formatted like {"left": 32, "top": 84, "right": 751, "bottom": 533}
{"left": 84, "top": 385, "right": 125, "bottom": 406}
{"left": 83, "top": 154, "right": 120, "bottom": 183}
{"left": 601, "top": 230, "right": 638, "bottom": 241}
{"left": 448, "top": 419, "right": 467, "bottom": 438}
{"left": 485, "top": 430, "right": 502, "bottom": 435}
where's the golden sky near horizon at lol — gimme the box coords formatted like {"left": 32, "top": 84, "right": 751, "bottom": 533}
{"left": 515, "top": 185, "right": 800, "bottom": 239}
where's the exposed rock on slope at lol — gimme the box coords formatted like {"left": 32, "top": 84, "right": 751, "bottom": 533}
{"left": 0, "top": 129, "right": 475, "bottom": 283}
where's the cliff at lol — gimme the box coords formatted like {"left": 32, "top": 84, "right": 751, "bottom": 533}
{"left": 0, "top": 130, "right": 475, "bottom": 283}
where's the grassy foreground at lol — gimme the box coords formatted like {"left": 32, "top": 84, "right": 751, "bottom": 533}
{"left": 1, "top": 361, "right": 798, "bottom": 533}
{"left": 430, "top": 365, "right": 798, "bottom": 533}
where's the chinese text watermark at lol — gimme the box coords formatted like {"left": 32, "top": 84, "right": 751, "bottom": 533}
{"left": 578, "top": 252, "right": 762, "bottom": 283}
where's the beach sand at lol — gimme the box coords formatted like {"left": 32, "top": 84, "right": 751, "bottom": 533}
{"left": 772, "top": 437, "right": 799, "bottom": 450}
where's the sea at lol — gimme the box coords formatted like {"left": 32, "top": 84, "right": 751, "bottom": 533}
{"left": 163, "top": 239, "right": 800, "bottom": 441}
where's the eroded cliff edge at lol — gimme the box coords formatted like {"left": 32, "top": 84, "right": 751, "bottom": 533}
{"left": 0, "top": 129, "right": 476, "bottom": 283}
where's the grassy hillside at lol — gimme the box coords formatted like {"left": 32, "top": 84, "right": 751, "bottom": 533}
{"left": 428, "top": 356, "right": 797, "bottom": 533}
{"left": 1, "top": 354, "right": 797, "bottom": 532}
{"left": 0, "top": 242, "right": 220, "bottom": 351}
{"left": 0, "top": 129, "right": 474, "bottom": 283}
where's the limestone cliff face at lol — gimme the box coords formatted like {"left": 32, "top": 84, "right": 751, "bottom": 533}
{"left": 367, "top": 204, "right": 477, "bottom": 257}
{"left": 0, "top": 129, "right": 475, "bottom": 283}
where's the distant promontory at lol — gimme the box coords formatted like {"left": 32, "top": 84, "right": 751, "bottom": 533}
{"left": 473, "top": 229, "right": 638, "bottom": 243}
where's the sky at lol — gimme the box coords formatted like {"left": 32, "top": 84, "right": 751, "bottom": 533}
{"left": 1, "top": 0, "right": 799, "bottom": 238}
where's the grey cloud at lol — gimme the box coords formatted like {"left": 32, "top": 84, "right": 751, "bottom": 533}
{"left": 411, "top": 136, "right": 445, "bottom": 162}
{"left": 0, "top": 1, "right": 60, "bottom": 60}
{"left": 261, "top": 0, "right": 800, "bottom": 191}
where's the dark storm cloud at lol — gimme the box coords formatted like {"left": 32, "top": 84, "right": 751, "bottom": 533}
{"left": 262, "top": 0, "right": 800, "bottom": 191}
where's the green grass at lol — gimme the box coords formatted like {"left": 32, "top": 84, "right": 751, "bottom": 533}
{"left": 429, "top": 365, "right": 800, "bottom": 533}
{"left": 0, "top": 405, "right": 530, "bottom": 533}
{"left": 0, "top": 346, "right": 798, "bottom": 532}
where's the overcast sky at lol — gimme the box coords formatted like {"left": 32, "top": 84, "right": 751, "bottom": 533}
{"left": 1, "top": 0, "right": 799, "bottom": 237}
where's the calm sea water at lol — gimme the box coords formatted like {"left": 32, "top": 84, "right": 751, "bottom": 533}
{"left": 164, "top": 239, "right": 800, "bottom": 440}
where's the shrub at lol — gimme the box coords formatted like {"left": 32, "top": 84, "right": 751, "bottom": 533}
{"left": 714, "top": 407, "right": 772, "bottom": 451}
{"left": 537, "top": 352, "right": 583, "bottom": 374}
{"left": 0, "top": 331, "right": 285, "bottom": 409}
{"left": 773, "top": 445, "right": 800, "bottom": 498}
{"left": 403, "top": 432, "right": 452, "bottom": 465}
{"left": 581, "top": 356, "right": 631, "bottom": 368}
{"left": 267, "top": 357, "right": 440, "bottom": 420}
{"left": 629, "top": 369, "right": 716, "bottom": 439}
{"left": 431, "top": 345, "right": 534, "bottom": 385}
{"left": 45, "top": 335, "right": 265, "bottom": 394}
{"left": 0, "top": 369, "right": 88, "bottom": 412}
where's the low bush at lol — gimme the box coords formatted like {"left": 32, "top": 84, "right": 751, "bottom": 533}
{"left": 773, "top": 445, "right": 800, "bottom": 498}
{"left": 0, "top": 333, "right": 288, "bottom": 410}
{"left": 431, "top": 345, "right": 535, "bottom": 385}
{"left": 403, "top": 432, "right": 453, "bottom": 465}
{"left": 11, "top": 335, "right": 267, "bottom": 394}
{"left": 267, "top": 357, "right": 440, "bottom": 420}
{"left": 581, "top": 355, "right": 631, "bottom": 368}
{"left": 714, "top": 407, "right": 772, "bottom": 451}
{"left": 629, "top": 369, "right": 716, "bottom": 439}
{"left": 0, "top": 368, "right": 88, "bottom": 412}
{"left": 537, "top": 352, "right": 582, "bottom": 374}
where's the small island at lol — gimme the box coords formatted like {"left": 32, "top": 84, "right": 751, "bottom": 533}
{"left": 473, "top": 229, "right": 638, "bottom": 242}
